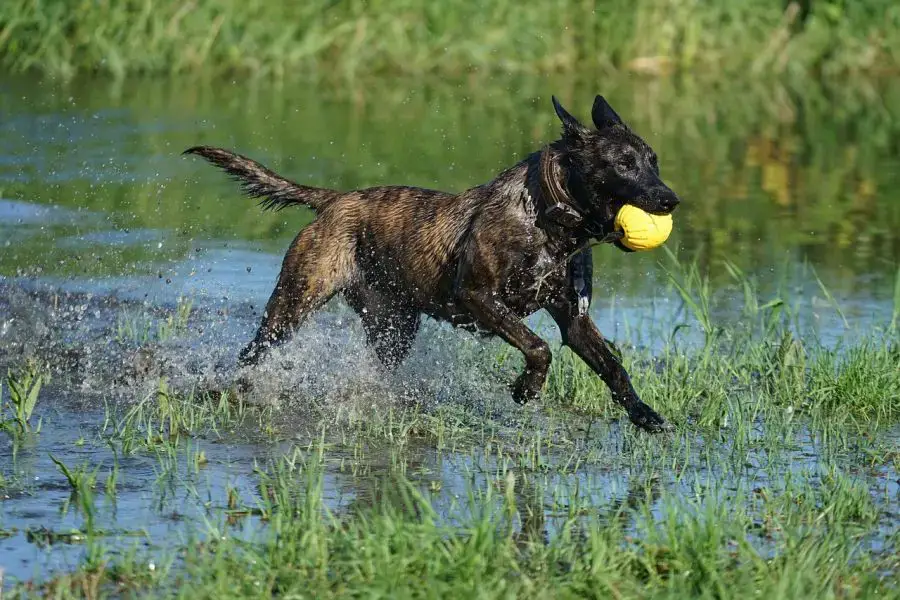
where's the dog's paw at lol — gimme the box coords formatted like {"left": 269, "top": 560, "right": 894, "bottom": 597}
{"left": 232, "top": 371, "right": 256, "bottom": 397}
{"left": 628, "top": 403, "right": 674, "bottom": 433}
{"left": 238, "top": 343, "right": 261, "bottom": 367}
{"left": 509, "top": 376, "right": 541, "bottom": 405}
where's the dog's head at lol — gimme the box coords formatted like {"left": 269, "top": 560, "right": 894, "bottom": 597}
{"left": 548, "top": 95, "right": 680, "bottom": 245}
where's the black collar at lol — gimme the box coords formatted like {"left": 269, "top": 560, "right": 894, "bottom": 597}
{"left": 539, "top": 147, "right": 585, "bottom": 229}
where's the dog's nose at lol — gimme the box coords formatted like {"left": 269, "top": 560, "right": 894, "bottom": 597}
{"left": 660, "top": 192, "right": 680, "bottom": 213}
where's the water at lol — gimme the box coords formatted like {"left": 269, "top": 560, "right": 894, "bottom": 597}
{"left": 1, "top": 73, "right": 899, "bottom": 585}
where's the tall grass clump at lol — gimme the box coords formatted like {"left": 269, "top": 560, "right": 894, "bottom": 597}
{"left": 0, "top": 0, "right": 897, "bottom": 80}
{"left": 805, "top": 342, "right": 900, "bottom": 427}
{"left": 0, "top": 360, "right": 45, "bottom": 437}
{"left": 545, "top": 251, "right": 899, "bottom": 431}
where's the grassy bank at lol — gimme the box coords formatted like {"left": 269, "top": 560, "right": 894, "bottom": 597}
{"left": 0, "top": 0, "right": 898, "bottom": 80}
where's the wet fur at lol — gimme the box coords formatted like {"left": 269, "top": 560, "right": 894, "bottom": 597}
{"left": 184, "top": 95, "right": 681, "bottom": 432}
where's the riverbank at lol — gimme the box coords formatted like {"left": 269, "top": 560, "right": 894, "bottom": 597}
{"left": 1, "top": 0, "right": 897, "bottom": 80}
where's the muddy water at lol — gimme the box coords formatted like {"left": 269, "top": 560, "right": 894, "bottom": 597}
{"left": 1, "top": 73, "right": 900, "bottom": 584}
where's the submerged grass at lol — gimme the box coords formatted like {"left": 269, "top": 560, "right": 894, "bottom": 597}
{"left": 49, "top": 454, "right": 99, "bottom": 495}
{"left": 103, "top": 377, "right": 273, "bottom": 455}
{"left": 0, "top": 0, "right": 898, "bottom": 80}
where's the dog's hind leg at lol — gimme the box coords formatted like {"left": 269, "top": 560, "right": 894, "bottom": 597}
{"left": 456, "top": 289, "right": 551, "bottom": 404}
{"left": 362, "top": 310, "right": 420, "bottom": 368}
{"left": 239, "top": 222, "right": 354, "bottom": 366}
{"left": 345, "top": 289, "right": 420, "bottom": 368}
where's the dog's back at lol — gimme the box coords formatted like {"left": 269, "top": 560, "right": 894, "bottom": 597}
{"left": 184, "top": 145, "right": 532, "bottom": 312}
{"left": 316, "top": 185, "right": 472, "bottom": 306}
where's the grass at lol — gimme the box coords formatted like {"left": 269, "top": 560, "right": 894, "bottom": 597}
{"left": 115, "top": 297, "right": 194, "bottom": 346}
{"left": 546, "top": 320, "right": 900, "bottom": 431}
{"left": 0, "top": 360, "right": 45, "bottom": 437}
{"left": 0, "top": 0, "right": 898, "bottom": 80}
{"left": 544, "top": 253, "right": 899, "bottom": 436}
{"left": 49, "top": 454, "right": 99, "bottom": 497}
{"left": 2, "top": 253, "right": 899, "bottom": 597}
{"left": 103, "top": 377, "right": 272, "bottom": 455}
{"left": 12, "top": 440, "right": 899, "bottom": 599}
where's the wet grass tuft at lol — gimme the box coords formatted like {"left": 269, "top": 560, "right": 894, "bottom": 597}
{"left": 103, "top": 377, "right": 272, "bottom": 455}
{"left": 1, "top": 359, "right": 46, "bottom": 437}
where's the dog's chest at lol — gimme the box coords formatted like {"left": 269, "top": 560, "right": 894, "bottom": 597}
{"left": 501, "top": 232, "right": 572, "bottom": 314}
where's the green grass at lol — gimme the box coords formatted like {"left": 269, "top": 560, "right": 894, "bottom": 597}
{"left": 49, "top": 454, "right": 99, "bottom": 495}
{"left": 1, "top": 360, "right": 45, "bottom": 437}
{"left": 14, "top": 441, "right": 898, "bottom": 599}
{"left": 115, "top": 297, "right": 194, "bottom": 346}
{"left": 0, "top": 0, "right": 898, "bottom": 80}
{"left": 103, "top": 377, "right": 273, "bottom": 455}
{"left": 544, "top": 253, "right": 899, "bottom": 436}
{"left": 3, "top": 251, "right": 899, "bottom": 598}
{"left": 545, "top": 323, "right": 900, "bottom": 430}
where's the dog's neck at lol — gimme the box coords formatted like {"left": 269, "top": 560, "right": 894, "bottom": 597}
{"left": 538, "top": 147, "right": 584, "bottom": 231}
{"left": 536, "top": 146, "right": 616, "bottom": 244}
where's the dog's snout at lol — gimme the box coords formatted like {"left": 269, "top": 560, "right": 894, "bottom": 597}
{"left": 647, "top": 186, "right": 680, "bottom": 214}
{"left": 660, "top": 193, "right": 680, "bottom": 213}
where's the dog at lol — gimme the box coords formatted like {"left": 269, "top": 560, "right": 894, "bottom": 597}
{"left": 184, "top": 95, "right": 680, "bottom": 432}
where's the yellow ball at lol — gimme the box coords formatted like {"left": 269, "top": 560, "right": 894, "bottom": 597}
{"left": 614, "top": 205, "right": 673, "bottom": 251}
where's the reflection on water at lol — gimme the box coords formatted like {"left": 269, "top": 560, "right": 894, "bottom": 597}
{"left": 2, "top": 74, "right": 900, "bottom": 293}
{"left": 3, "top": 73, "right": 900, "bottom": 344}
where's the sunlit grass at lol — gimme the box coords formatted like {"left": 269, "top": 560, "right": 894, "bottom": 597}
{"left": 545, "top": 250, "right": 900, "bottom": 434}
{"left": 0, "top": 0, "right": 897, "bottom": 80}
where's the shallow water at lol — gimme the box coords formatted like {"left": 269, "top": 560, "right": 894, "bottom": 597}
{"left": 1, "top": 73, "right": 900, "bottom": 585}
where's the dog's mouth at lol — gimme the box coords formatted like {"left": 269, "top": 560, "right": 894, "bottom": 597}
{"left": 595, "top": 200, "right": 677, "bottom": 251}
{"left": 647, "top": 206, "right": 677, "bottom": 216}
{"left": 626, "top": 188, "right": 681, "bottom": 217}
{"left": 587, "top": 211, "right": 621, "bottom": 244}
{"left": 619, "top": 200, "right": 678, "bottom": 217}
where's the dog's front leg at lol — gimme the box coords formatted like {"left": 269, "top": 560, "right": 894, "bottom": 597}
{"left": 549, "top": 302, "right": 672, "bottom": 433}
{"left": 457, "top": 289, "right": 551, "bottom": 404}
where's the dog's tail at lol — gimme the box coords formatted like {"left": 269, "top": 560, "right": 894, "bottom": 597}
{"left": 183, "top": 146, "right": 340, "bottom": 212}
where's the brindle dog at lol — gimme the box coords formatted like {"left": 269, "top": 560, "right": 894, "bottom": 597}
{"left": 184, "top": 95, "right": 680, "bottom": 432}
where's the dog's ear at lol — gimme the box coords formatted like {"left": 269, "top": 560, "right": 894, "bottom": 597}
{"left": 591, "top": 95, "right": 625, "bottom": 130}
{"left": 552, "top": 96, "right": 589, "bottom": 138}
